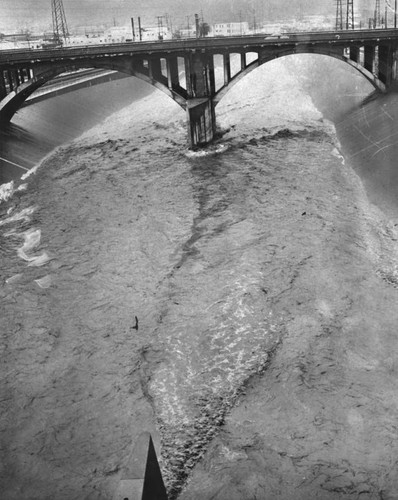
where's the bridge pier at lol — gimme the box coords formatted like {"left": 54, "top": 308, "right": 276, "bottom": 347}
{"left": 186, "top": 98, "right": 216, "bottom": 147}
{"left": 185, "top": 52, "right": 216, "bottom": 147}
{"left": 10, "top": 70, "right": 19, "bottom": 91}
{"left": 148, "top": 58, "right": 163, "bottom": 82}
{"left": 349, "top": 46, "right": 360, "bottom": 63}
{"left": 223, "top": 53, "right": 231, "bottom": 85}
{"left": 364, "top": 45, "right": 375, "bottom": 73}
{"left": 378, "top": 44, "right": 393, "bottom": 85}
{"left": 166, "top": 57, "right": 179, "bottom": 91}
{"left": 0, "top": 72, "right": 7, "bottom": 100}
{"left": 393, "top": 49, "right": 398, "bottom": 81}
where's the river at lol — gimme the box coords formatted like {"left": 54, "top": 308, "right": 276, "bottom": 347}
{"left": 2, "top": 56, "right": 398, "bottom": 500}
{"left": 0, "top": 75, "right": 153, "bottom": 184}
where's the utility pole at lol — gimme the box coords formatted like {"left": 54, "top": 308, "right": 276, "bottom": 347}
{"left": 131, "top": 17, "right": 135, "bottom": 40}
{"left": 395, "top": 0, "right": 397, "bottom": 28}
{"left": 156, "top": 15, "right": 164, "bottom": 40}
{"left": 194, "top": 13, "right": 200, "bottom": 38}
{"left": 346, "top": 0, "right": 354, "bottom": 29}
{"left": 239, "top": 10, "right": 243, "bottom": 35}
{"left": 51, "top": 0, "right": 69, "bottom": 44}
{"left": 374, "top": 0, "right": 381, "bottom": 28}
{"left": 335, "top": 0, "right": 343, "bottom": 30}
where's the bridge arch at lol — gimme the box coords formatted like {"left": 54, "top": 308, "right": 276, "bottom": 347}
{"left": 0, "top": 66, "right": 78, "bottom": 123}
{"left": 86, "top": 59, "right": 187, "bottom": 108}
{"left": 2, "top": 49, "right": 382, "bottom": 124}
{"left": 1, "top": 33, "right": 397, "bottom": 146}
{"left": 213, "top": 47, "right": 385, "bottom": 106}
{"left": 0, "top": 58, "right": 188, "bottom": 125}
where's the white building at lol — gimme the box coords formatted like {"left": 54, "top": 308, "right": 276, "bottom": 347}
{"left": 179, "top": 28, "right": 197, "bottom": 38}
{"left": 65, "top": 26, "right": 135, "bottom": 46}
{"left": 139, "top": 26, "right": 171, "bottom": 41}
{"left": 64, "top": 25, "right": 172, "bottom": 45}
{"left": 0, "top": 40, "right": 43, "bottom": 50}
{"left": 212, "top": 22, "right": 249, "bottom": 36}
{"left": 103, "top": 26, "right": 135, "bottom": 42}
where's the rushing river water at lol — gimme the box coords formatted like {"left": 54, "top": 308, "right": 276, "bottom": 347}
{"left": 1, "top": 56, "right": 398, "bottom": 499}
{"left": 0, "top": 76, "right": 152, "bottom": 184}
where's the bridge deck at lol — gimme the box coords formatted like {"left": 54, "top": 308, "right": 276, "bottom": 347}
{"left": 2, "top": 29, "right": 398, "bottom": 65}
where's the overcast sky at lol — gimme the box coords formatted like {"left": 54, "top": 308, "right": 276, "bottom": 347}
{"left": 0, "top": 0, "right": 149, "bottom": 33}
{"left": 0, "top": 0, "right": 376, "bottom": 35}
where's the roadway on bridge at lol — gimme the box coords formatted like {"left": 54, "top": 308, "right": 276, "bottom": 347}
{"left": 2, "top": 28, "right": 398, "bottom": 65}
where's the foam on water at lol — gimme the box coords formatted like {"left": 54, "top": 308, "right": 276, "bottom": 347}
{"left": 0, "top": 181, "right": 14, "bottom": 203}
{"left": 16, "top": 228, "right": 51, "bottom": 266}
{"left": 34, "top": 274, "right": 52, "bottom": 288}
{"left": 21, "top": 165, "right": 39, "bottom": 180}
{"left": 332, "top": 147, "right": 346, "bottom": 165}
{"left": 19, "top": 228, "right": 41, "bottom": 251}
{"left": 184, "top": 143, "right": 229, "bottom": 158}
{"left": 0, "top": 206, "right": 36, "bottom": 226}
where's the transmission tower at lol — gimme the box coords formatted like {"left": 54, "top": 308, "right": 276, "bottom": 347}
{"left": 51, "top": 0, "right": 69, "bottom": 44}
{"left": 335, "top": 0, "right": 343, "bottom": 30}
{"left": 346, "top": 0, "right": 354, "bottom": 29}
{"left": 374, "top": 0, "right": 381, "bottom": 27}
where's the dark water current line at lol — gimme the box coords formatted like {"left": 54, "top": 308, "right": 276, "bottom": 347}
{"left": 0, "top": 75, "right": 153, "bottom": 184}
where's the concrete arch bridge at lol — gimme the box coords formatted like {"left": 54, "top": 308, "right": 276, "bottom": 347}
{"left": 1, "top": 29, "right": 398, "bottom": 147}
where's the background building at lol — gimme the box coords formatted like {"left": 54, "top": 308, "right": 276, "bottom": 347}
{"left": 212, "top": 22, "right": 249, "bottom": 36}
